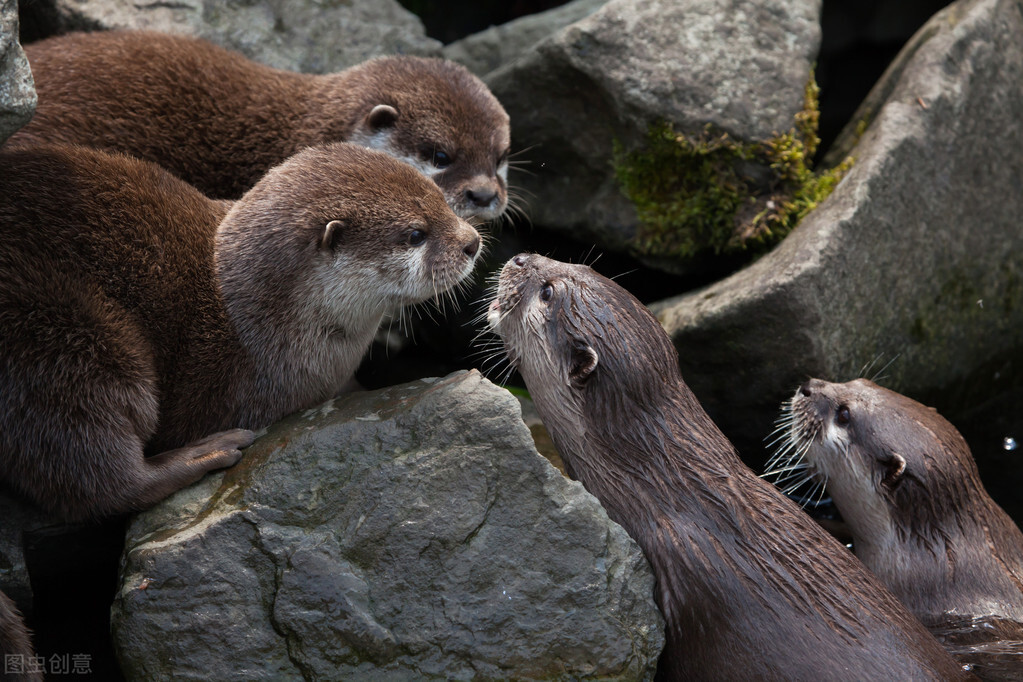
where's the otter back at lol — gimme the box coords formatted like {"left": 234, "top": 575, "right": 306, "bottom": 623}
{"left": 12, "top": 30, "right": 511, "bottom": 220}
{"left": 0, "top": 143, "right": 479, "bottom": 522}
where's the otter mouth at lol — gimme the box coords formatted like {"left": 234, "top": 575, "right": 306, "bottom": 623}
{"left": 486, "top": 258, "right": 529, "bottom": 336}
{"left": 763, "top": 388, "right": 829, "bottom": 508}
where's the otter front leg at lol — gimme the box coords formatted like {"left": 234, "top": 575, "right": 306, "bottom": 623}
{"left": 134, "top": 428, "right": 254, "bottom": 511}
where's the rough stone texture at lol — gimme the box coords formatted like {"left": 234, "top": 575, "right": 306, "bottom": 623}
{"left": 19, "top": 0, "right": 441, "bottom": 73}
{"left": 112, "top": 371, "right": 664, "bottom": 680}
{"left": 0, "top": 492, "right": 49, "bottom": 616}
{"left": 485, "top": 0, "right": 820, "bottom": 252}
{"left": 652, "top": 0, "right": 1023, "bottom": 464}
{"left": 0, "top": 0, "right": 35, "bottom": 144}
{"left": 442, "top": 0, "right": 607, "bottom": 76}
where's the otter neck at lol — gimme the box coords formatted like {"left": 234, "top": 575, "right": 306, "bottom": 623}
{"left": 213, "top": 211, "right": 383, "bottom": 427}
{"left": 857, "top": 497, "right": 1023, "bottom": 624}
{"left": 298, "top": 73, "right": 367, "bottom": 146}
{"left": 542, "top": 378, "right": 778, "bottom": 562}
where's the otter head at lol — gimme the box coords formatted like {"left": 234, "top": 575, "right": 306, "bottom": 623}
{"left": 778, "top": 378, "right": 982, "bottom": 554}
{"left": 215, "top": 142, "right": 481, "bottom": 374}
{"left": 487, "top": 254, "right": 682, "bottom": 460}
{"left": 340, "top": 56, "right": 511, "bottom": 222}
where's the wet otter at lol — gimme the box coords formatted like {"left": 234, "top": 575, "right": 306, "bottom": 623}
{"left": 0, "top": 591, "right": 39, "bottom": 682}
{"left": 0, "top": 143, "right": 480, "bottom": 522}
{"left": 12, "top": 30, "right": 510, "bottom": 220}
{"left": 772, "top": 378, "right": 1023, "bottom": 677}
{"left": 486, "top": 254, "right": 972, "bottom": 680}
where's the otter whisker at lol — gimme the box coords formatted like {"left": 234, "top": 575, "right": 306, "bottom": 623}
{"left": 869, "top": 353, "right": 901, "bottom": 384}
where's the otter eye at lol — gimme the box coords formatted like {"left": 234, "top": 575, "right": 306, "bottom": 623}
{"left": 408, "top": 229, "right": 427, "bottom": 246}
{"left": 497, "top": 148, "right": 510, "bottom": 167}
{"left": 539, "top": 282, "right": 554, "bottom": 302}
{"left": 431, "top": 150, "right": 451, "bottom": 169}
{"left": 836, "top": 405, "right": 851, "bottom": 426}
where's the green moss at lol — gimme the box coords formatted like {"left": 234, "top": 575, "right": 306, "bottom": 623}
{"left": 614, "top": 75, "right": 853, "bottom": 261}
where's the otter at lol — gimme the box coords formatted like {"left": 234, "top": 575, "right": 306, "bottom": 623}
{"left": 11, "top": 30, "right": 510, "bottom": 220}
{"left": 0, "top": 591, "right": 39, "bottom": 682}
{"left": 771, "top": 378, "right": 1023, "bottom": 676}
{"left": 486, "top": 254, "right": 972, "bottom": 680}
{"left": 0, "top": 143, "right": 480, "bottom": 522}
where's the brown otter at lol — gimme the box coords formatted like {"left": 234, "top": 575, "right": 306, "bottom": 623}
{"left": 0, "top": 591, "right": 39, "bottom": 682}
{"left": 771, "top": 378, "right": 1023, "bottom": 675}
{"left": 11, "top": 30, "right": 510, "bottom": 220}
{"left": 486, "top": 254, "right": 972, "bottom": 680}
{"left": 0, "top": 142, "right": 480, "bottom": 522}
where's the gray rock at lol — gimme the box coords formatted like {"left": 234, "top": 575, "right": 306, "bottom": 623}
{"left": 652, "top": 0, "right": 1023, "bottom": 461}
{"left": 23, "top": 0, "right": 441, "bottom": 73}
{"left": 0, "top": 0, "right": 35, "bottom": 144}
{"left": 0, "top": 493, "right": 50, "bottom": 615}
{"left": 485, "top": 0, "right": 820, "bottom": 253}
{"left": 442, "top": 0, "right": 607, "bottom": 76}
{"left": 112, "top": 371, "right": 664, "bottom": 680}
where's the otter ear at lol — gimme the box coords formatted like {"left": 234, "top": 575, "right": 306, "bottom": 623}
{"left": 320, "top": 220, "right": 343, "bottom": 251}
{"left": 569, "top": 344, "right": 598, "bottom": 386}
{"left": 366, "top": 104, "right": 399, "bottom": 131}
{"left": 881, "top": 452, "right": 907, "bottom": 489}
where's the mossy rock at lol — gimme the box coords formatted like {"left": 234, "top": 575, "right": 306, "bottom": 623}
{"left": 615, "top": 77, "right": 852, "bottom": 262}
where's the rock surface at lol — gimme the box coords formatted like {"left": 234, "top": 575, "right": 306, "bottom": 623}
{"left": 484, "top": 0, "right": 821, "bottom": 254}
{"left": 18, "top": 0, "right": 441, "bottom": 73}
{"left": 112, "top": 371, "right": 664, "bottom": 680}
{"left": 653, "top": 0, "right": 1023, "bottom": 463}
{"left": 0, "top": 0, "right": 35, "bottom": 144}
{"left": 0, "top": 492, "right": 49, "bottom": 616}
{"left": 442, "top": 0, "right": 607, "bottom": 76}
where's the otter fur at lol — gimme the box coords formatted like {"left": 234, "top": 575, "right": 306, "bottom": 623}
{"left": 487, "top": 254, "right": 973, "bottom": 680}
{"left": 12, "top": 30, "right": 511, "bottom": 220}
{"left": 0, "top": 143, "right": 480, "bottom": 522}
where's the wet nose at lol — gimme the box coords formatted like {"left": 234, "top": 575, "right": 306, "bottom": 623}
{"left": 512, "top": 254, "right": 528, "bottom": 267}
{"left": 463, "top": 235, "right": 481, "bottom": 258}
{"left": 465, "top": 188, "right": 498, "bottom": 207}
{"left": 800, "top": 382, "right": 813, "bottom": 397}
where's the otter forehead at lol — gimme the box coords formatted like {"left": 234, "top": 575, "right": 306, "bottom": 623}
{"left": 250, "top": 143, "right": 455, "bottom": 221}
{"left": 490, "top": 254, "right": 682, "bottom": 392}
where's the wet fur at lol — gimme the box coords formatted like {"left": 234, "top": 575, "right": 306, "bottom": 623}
{"left": 0, "top": 143, "right": 479, "bottom": 521}
{"left": 0, "top": 591, "right": 39, "bottom": 682}
{"left": 778, "top": 379, "right": 1023, "bottom": 627}
{"left": 488, "top": 255, "right": 972, "bottom": 680}
{"left": 12, "top": 30, "right": 510, "bottom": 219}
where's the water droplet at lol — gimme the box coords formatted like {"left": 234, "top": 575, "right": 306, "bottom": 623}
{"left": 1004, "top": 437, "right": 1018, "bottom": 451}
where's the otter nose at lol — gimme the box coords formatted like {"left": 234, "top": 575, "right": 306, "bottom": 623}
{"left": 512, "top": 254, "right": 528, "bottom": 267}
{"left": 800, "top": 382, "right": 813, "bottom": 397}
{"left": 465, "top": 188, "right": 497, "bottom": 207}
{"left": 463, "top": 235, "right": 481, "bottom": 258}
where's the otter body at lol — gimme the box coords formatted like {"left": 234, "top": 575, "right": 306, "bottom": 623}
{"left": 0, "top": 591, "right": 39, "bottom": 682}
{"left": 13, "top": 31, "right": 510, "bottom": 220}
{"left": 487, "top": 255, "right": 971, "bottom": 680}
{"left": 776, "top": 378, "right": 1023, "bottom": 676}
{"left": 0, "top": 143, "right": 480, "bottom": 522}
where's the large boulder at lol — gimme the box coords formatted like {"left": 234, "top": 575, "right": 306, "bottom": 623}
{"left": 0, "top": 493, "right": 49, "bottom": 616}
{"left": 17, "top": 0, "right": 441, "bottom": 73}
{"left": 653, "top": 0, "right": 1023, "bottom": 464}
{"left": 0, "top": 0, "right": 35, "bottom": 144}
{"left": 484, "top": 0, "right": 822, "bottom": 261}
{"left": 441, "top": 0, "right": 607, "bottom": 76}
{"left": 112, "top": 371, "right": 664, "bottom": 680}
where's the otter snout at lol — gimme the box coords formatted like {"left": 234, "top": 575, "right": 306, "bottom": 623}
{"left": 463, "top": 234, "right": 481, "bottom": 258}
{"left": 799, "top": 378, "right": 828, "bottom": 397}
{"left": 465, "top": 187, "right": 498, "bottom": 209}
